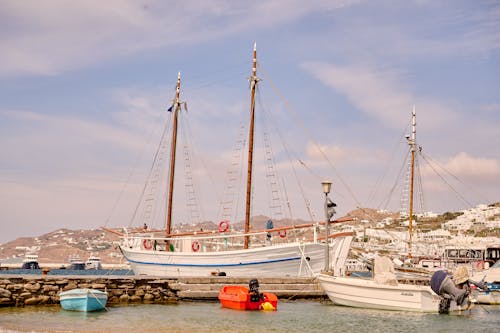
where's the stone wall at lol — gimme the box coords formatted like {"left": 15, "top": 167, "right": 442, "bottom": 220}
{"left": 0, "top": 275, "right": 323, "bottom": 307}
{"left": 0, "top": 276, "right": 178, "bottom": 307}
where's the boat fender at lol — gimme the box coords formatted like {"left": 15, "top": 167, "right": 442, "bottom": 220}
{"left": 219, "top": 220, "right": 230, "bottom": 233}
{"left": 143, "top": 239, "right": 153, "bottom": 250}
{"left": 278, "top": 230, "right": 287, "bottom": 238}
{"left": 192, "top": 240, "right": 201, "bottom": 252}
{"left": 476, "top": 260, "right": 484, "bottom": 270}
{"left": 260, "top": 302, "right": 276, "bottom": 311}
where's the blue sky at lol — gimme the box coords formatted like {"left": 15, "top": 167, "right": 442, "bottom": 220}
{"left": 1, "top": 0, "right": 499, "bottom": 243}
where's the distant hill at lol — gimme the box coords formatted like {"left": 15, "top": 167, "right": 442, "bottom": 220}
{"left": 3, "top": 204, "right": 497, "bottom": 265}
{"left": 0, "top": 228, "right": 123, "bottom": 265}
{"left": 0, "top": 212, "right": 351, "bottom": 266}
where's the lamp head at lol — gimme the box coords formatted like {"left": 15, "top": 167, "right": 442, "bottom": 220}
{"left": 321, "top": 181, "right": 332, "bottom": 194}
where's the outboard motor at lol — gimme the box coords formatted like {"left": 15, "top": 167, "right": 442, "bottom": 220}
{"left": 249, "top": 279, "right": 263, "bottom": 302}
{"left": 430, "top": 270, "right": 470, "bottom": 314}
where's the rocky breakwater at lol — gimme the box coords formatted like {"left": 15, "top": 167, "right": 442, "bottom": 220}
{"left": 0, "top": 275, "right": 178, "bottom": 307}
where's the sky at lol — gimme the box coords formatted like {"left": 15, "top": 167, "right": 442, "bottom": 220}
{"left": 1, "top": 0, "right": 499, "bottom": 243}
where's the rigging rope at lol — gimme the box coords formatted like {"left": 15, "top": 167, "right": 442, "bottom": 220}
{"left": 419, "top": 151, "right": 474, "bottom": 208}
{"left": 216, "top": 107, "right": 248, "bottom": 224}
{"left": 180, "top": 111, "right": 204, "bottom": 224}
{"left": 258, "top": 63, "right": 364, "bottom": 211}
{"left": 103, "top": 112, "right": 171, "bottom": 228}
{"left": 181, "top": 60, "right": 249, "bottom": 94}
{"left": 379, "top": 149, "right": 411, "bottom": 211}
{"left": 415, "top": 151, "right": 426, "bottom": 213}
{"left": 256, "top": 87, "right": 286, "bottom": 221}
{"left": 129, "top": 112, "right": 172, "bottom": 228}
{"left": 254, "top": 84, "right": 319, "bottom": 222}
{"left": 368, "top": 118, "right": 412, "bottom": 205}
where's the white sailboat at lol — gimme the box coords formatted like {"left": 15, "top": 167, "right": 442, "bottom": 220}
{"left": 318, "top": 109, "right": 474, "bottom": 312}
{"left": 116, "top": 44, "right": 354, "bottom": 277}
{"left": 472, "top": 259, "right": 500, "bottom": 304}
{"left": 319, "top": 256, "right": 448, "bottom": 312}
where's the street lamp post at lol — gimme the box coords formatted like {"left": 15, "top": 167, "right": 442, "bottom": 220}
{"left": 322, "top": 181, "right": 332, "bottom": 272}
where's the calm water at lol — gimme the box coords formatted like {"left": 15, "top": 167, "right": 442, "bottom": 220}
{"left": 0, "top": 301, "right": 498, "bottom": 333}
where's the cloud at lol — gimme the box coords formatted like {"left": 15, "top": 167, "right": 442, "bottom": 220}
{"left": 427, "top": 152, "right": 500, "bottom": 180}
{"left": 0, "top": 0, "right": 354, "bottom": 77}
{"left": 301, "top": 62, "right": 456, "bottom": 130}
{"left": 305, "top": 142, "right": 355, "bottom": 166}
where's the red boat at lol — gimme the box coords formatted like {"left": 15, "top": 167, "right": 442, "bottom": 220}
{"left": 218, "top": 279, "right": 278, "bottom": 311}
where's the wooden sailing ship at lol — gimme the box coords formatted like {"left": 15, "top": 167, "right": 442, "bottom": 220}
{"left": 115, "top": 44, "right": 353, "bottom": 277}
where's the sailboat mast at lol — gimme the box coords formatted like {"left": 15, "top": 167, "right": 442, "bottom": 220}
{"left": 166, "top": 72, "right": 182, "bottom": 236}
{"left": 407, "top": 106, "right": 416, "bottom": 258}
{"left": 244, "top": 43, "right": 259, "bottom": 249}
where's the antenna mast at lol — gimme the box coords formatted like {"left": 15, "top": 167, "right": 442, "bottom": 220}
{"left": 407, "top": 106, "right": 416, "bottom": 258}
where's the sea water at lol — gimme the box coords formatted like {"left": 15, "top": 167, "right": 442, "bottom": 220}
{"left": 0, "top": 301, "right": 498, "bottom": 333}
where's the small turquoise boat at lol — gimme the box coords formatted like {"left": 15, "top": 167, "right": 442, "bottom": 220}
{"left": 59, "top": 288, "right": 108, "bottom": 312}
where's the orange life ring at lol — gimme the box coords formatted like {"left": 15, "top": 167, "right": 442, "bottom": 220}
{"left": 143, "top": 239, "right": 153, "bottom": 250}
{"left": 191, "top": 240, "right": 201, "bottom": 252}
{"left": 219, "top": 220, "right": 230, "bottom": 233}
{"left": 278, "top": 230, "right": 287, "bottom": 238}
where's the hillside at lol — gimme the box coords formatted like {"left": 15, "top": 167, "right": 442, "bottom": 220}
{"left": 2, "top": 204, "right": 498, "bottom": 266}
{"left": 0, "top": 228, "right": 123, "bottom": 265}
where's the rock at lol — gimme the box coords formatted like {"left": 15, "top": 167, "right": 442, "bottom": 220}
{"left": 119, "top": 294, "right": 129, "bottom": 303}
{"left": 91, "top": 283, "right": 106, "bottom": 289}
{"left": 0, "top": 297, "right": 13, "bottom": 305}
{"left": 135, "top": 289, "right": 145, "bottom": 297}
{"left": 43, "top": 285, "right": 60, "bottom": 293}
{"left": 0, "top": 288, "right": 11, "bottom": 298}
{"left": 143, "top": 293, "right": 155, "bottom": 302}
{"left": 24, "top": 297, "right": 40, "bottom": 305}
{"left": 118, "top": 284, "right": 135, "bottom": 289}
{"left": 38, "top": 296, "right": 50, "bottom": 304}
{"left": 24, "top": 283, "right": 41, "bottom": 292}
{"left": 63, "top": 283, "right": 78, "bottom": 291}
{"left": 7, "top": 284, "right": 23, "bottom": 291}
{"left": 164, "top": 297, "right": 178, "bottom": 303}
{"left": 112, "top": 289, "right": 124, "bottom": 296}
{"left": 19, "top": 292, "right": 32, "bottom": 299}
{"left": 108, "top": 296, "right": 118, "bottom": 304}
{"left": 129, "top": 295, "right": 142, "bottom": 303}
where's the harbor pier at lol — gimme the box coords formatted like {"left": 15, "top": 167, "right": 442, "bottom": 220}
{"left": 0, "top": 275, "right": 324, "bottom": 307}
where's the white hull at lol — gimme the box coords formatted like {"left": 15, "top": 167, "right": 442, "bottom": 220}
{"left": 475, "top": 290, "right": 500, "bottom": 304}
{"left": 121, "top": 235, "right": 352, "bottom": 277}
{"left": 318, "top": 274, "right": 470, "bottom": 312}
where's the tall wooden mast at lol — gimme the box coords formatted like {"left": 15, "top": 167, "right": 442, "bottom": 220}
{"left": 244, "top": 43, "right": 259, "bottom": 249}
{"left": 166, "top": 72, "right": 182, "bottom": 236}
{"left": 407, "top": 106, "right": 416, "bottom": 258}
